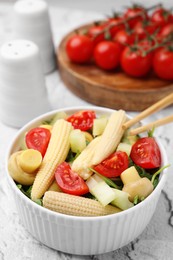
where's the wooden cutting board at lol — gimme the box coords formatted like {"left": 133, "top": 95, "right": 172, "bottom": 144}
{"left": 57, "top": 24, "right": 173, "bottom": 111}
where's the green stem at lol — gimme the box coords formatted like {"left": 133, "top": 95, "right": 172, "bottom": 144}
{"left": 88, "top": 168, "right": 121, "bottom": 189}
{"left": 93, "top": 3, "right": 162, "bottom": 39}
{"left": 151, "top": 164, "right": 170, "bottom": 184}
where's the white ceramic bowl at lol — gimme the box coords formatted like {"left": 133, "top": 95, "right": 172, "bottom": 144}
{"left": 6, "top": 106, "right": 168, "bottom": 255}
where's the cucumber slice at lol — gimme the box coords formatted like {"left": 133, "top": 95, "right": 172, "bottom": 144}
{"left": 111, "top": 189, "right": 134, "bottom": 210}
{"left": 122, "top": 129, "right": 139, "bottom": 145}
{"left": 116, "top": 142, "right": 132, "bottom": 156}
{"left": 69, "top": 129, "right": 86, "bottom": 153}
{"left": 50, "top": 111, "right": 68, "bottom": 125}
{"left": 92, "top": 117, "right": 108, "bottom": 137}
{"left": 86, "top": 174, "right": 116, "bottom": 206}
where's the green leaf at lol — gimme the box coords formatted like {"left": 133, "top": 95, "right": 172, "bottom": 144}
{"left": 133, "top": 195, "right": 139, "bottom": 205}
{"left": 35, "top": 199, "right": 43, "bottom": 206}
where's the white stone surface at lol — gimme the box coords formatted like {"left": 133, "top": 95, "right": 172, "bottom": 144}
{"left": 0, "top": 2, "right": 173, "bottom": 260}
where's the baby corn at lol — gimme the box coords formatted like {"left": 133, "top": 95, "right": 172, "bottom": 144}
{"left": 31, "top": 119, "right": 73, "bottom": 201}
{"left": 71, "top": 136, "right": 101, "bottom": 180}
{"left": 92, "top": 110, "right": 127, "bottom": 165}
{"left": 43, "top": 191, "right": 121, "bottom": 216}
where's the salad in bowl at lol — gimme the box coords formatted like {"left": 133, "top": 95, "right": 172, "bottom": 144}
{"left": 6, "top": 106, "right": 169, "bottom": 254}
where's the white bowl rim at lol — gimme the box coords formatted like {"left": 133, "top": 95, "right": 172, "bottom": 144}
{"left": 5, "top": 105, "right": 169, "bottom": 222}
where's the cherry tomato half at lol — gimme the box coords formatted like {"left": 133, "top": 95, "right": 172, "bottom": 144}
{"left": 94, "top": 151, "right": 129, "bottom": 178}
{"left": 153, "top": 47, "right": 173, "bottom": 80}
{"left": 120, "top": 46, "right": 153, "bottom": 77}
{"left": 66, "top": 35, "right": 94, "bottom": 64}
{"left": 55, "top": 162, "right": 89, "bottom": 195}
{"left": 67, "top": 110, "right": 96, "bottom": 131}
{"left": 25, "top": 127, "right": 51, "bottom": 157}
{"left": 94, "top": 41, "right": 122, "bottom": 70}
{"left": 130, "top": 137, "right": 161, "bottom": 169}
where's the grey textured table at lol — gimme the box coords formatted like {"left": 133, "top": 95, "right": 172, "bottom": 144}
{"left": 0, "top": 2, "right": 173, "bottom": 260}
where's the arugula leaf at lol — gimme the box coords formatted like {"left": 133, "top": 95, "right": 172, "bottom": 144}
{"left": 34, "top": 199, "right": 43, "bottom": 206}
{"left": 66, "top": 150, "right": 80, "bottom": 163}
{"left": 133, "top": 195, "right": 145, "bottom": 205}
{"left": 17, "top": 184, "right": 32, "bottom": 198}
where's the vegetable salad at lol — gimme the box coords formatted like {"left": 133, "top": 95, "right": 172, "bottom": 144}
{"left": 8, "top": 109, "right": 168, "bottom": 216}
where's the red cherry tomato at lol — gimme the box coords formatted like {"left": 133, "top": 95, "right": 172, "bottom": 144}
{"left": 94, "top": 41, "right": 122, "bottom": 70}
{"left": 105, "top": 17, "right": 125, "bottom": 37}
{"left": 67, "top": 110, "right": 96, "bottom": 131}
{"left": 94, "top": 151, "right": 129, "bottom": 178}
{"left": 120, "top": 46, "right": 153, "bottom": 77}
{"left": 151, "top": 8, "right": 173, "bottom": 27}
{"left": 88, "top": 25, "right": 105, "bottom": 46}
{"left": 25, "top": 127, "right": 51, "bottom": 157}
{"left": 153, "top": 47, "right": 173, "bottom": 80}
{"left": 130, "top": 137, "right": 161, "bottom": 169}
{"left": 124, "top": 6, "right": 148, "bottom": 28}
{"left": 158, "top": 23, "right": 173, "bottom": 38}
{"left": 66, "top": 35, "right": 94, "bottom": 64}
{"left": 55, "top": 162, "right": 89, "bottom": 195}
{"left": 113, "top": 29, "right": 135, "bottom": 49}
{"left": 133, "top": 20, "right": 160, "bottom": 40}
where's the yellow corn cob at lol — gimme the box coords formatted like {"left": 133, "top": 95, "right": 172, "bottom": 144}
{"left": 71, "top": 136, "right": 101, "bottom": 180}
{"left": 31, "top": 119, "right": 73, "bottom": 201}
{"left": 43, "top": 191, "right": 121, "bottom": 216}
{"left": 92, "top": 110, "right": 127, "bottom": 165}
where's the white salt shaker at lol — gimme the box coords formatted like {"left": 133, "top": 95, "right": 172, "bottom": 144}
{"left": 0, "top": 39, "right": 51, "bottom": 128}
{"left": 13, "top": 0, "right": 56, "bottom": 74}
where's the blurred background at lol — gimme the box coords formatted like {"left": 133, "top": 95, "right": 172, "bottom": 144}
{"left": 1, "top": 0, "right": 172, "bottom": 13}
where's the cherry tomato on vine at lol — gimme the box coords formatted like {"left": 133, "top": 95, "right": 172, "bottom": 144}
{"left": 151, "top": 8, "right": 173, "bottom": 27}
{"left": 153, "top": 47, "right": 173, "bottom": 80}
{"left": 25, "top": 127, "right": 51, "bottom": 157}
{"left": 94, "top": 151, "right": 129, "bottom": 178}
{"left": 133, "top": 20, "right": 160, "bottom": 40}
{"left": 88, "top": 25, "right": 106, "bottom": 46}
{"left": 105, "top": 17, "right": 125, "bottom": 37}
{"left": 120, "top": 46, "right": 153, "bottom": 77}
{"left": 123, "top": 6, "right": 148, "bottom": 28}
{"left": 130, "top": 137, "right": 161, "bottom": 169}
{"left": 113, "top": 29, "right": 135, "bottom": 49}
{"left": 66, "top": 35, "right": 94, "bottom": 63}
{"left": 94, "top": 41, "right": 122, "bottom": 70}
{"left": 55, "top": 162, "right": 89, "bottom": 195}
{"left": 158, "top": 23, "right": 173, "bottom": 39}
{"left": 67, "top": 110, "right": 96, "bottom": 131}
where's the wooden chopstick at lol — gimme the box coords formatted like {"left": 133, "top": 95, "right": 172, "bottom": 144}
{"left": 123, "top": 93, "right": 173, "bottom": 130}
{"left": 129, "top": 114, "right": 173, "bottom": 135}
